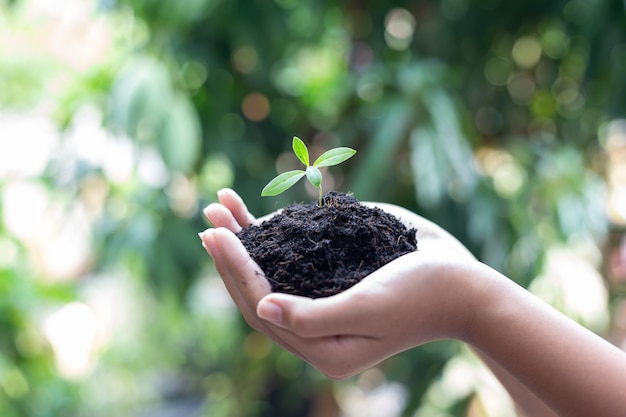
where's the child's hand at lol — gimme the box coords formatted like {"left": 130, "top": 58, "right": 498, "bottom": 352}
{"left": 200, "top": 189, "right": 486, "bottom": 379}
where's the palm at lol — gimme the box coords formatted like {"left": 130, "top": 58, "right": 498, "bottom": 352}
{"left": 201, "top": 189, "right": 479, "bottom": 378}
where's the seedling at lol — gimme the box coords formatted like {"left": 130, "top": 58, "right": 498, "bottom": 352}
{"left": 261, "top": 136, "right": 356, "bottom": 206}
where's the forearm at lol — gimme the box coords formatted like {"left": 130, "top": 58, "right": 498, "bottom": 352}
{"left": 464, "top": 264, "right": 626, "bottom": 417}
{"left": 472, "top": 348, "right": 559, "bottom": 417}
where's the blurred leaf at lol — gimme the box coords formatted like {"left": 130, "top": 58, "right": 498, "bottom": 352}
{"left": 157, "top": 93, "right": 202, "bottom": 173}
{"left": 410, "top": 126, "right": 446, "bottom": 208}
{"left": 108, "top": 57, "right": 173, "bottom": 141}
{"left": 421, "top": 88, "right": 477, "bottom": 200}
{"left": 348, "top": 100, "right": 412, "bottom": 199}
{"left": 408, "top": 87, "right": 477, "bottom": 208}
{"left": 3, "top": 0, "right": 623, "bottom": 415}
{"left": 397, "top": 60, "right": 449, "bottom": 96}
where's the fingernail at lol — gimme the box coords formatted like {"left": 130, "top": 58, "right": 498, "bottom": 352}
{"left": 217, "top": 189, "right": 228, "bottom": 201}
{"left": 198, "top": 229, "right": 213, "bottom": 255}
{"left": 257, "top": 301, "right": 283, "bottom": 324}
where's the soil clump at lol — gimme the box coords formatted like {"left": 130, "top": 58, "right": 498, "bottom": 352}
{"left": 237, "top": 192, "right": 418, "bottom": 298}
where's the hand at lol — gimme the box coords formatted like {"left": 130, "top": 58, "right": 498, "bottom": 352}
{"left": 200, "top": 189, "right": 488, "bottom": 379}
{"left": 201, "top": 190, "right": 626, "bottom": 416}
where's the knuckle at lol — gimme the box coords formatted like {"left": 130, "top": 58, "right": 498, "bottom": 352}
{"left": 287, "top": 310, "right": 316, "bottom": 336}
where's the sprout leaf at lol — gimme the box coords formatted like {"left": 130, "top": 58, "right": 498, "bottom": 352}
{"left": 313, "top": 147, "right": 357, "bottom": 168}
{"left": 305, "top": 166, "right": 322, "bottom": 189}
{"left": 292, "top": 136, "right": 309, "bottom": 167}
{"left": 261, "top": 137, "right": 356, "bottom": 206}
{"left": 261, "top": 170, "right": 306, "bottom": 196}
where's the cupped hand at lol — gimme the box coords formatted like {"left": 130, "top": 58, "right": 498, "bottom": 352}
{"left": 200, "top": 189, "right": 486, "bottom": 379}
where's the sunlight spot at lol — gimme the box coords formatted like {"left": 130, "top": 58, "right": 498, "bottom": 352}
{"left": 530, "top": 246, "right": 609, "bottom": 331}
{"left": 384, "top": 8, "right": 415, "bottom": 50}
{"left": 138, "top": 146, "right": 169, "bottom": 189}
{"left": 166, "top": 172, "right": 198, "bottom": 218}
{"left": 336, "top": 375, "right": 408, "bottom": 417}
{"left": 0, "top": 111, "right": 59, "bottom": 180}
{"left": 1, "top": 180, "right": 49, "bottom": 242}
{"left": 43, "top": 302, "right": 100, "bottom": 379}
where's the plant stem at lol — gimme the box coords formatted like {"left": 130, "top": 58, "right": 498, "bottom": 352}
{"left": 318, "top": 186, "right": 323, "bottom": 207}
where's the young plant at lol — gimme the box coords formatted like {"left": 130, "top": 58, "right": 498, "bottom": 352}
{"left": 261, "top": 136, "right": 356, "bottom": 206}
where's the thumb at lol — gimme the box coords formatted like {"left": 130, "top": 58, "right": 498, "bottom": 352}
{"left": 256, "top": 289, "right": 380, "bottom": 338}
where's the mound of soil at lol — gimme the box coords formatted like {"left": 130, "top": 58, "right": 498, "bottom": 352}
{"left": 237, "top": 192, "right": 418, "bottom": 298}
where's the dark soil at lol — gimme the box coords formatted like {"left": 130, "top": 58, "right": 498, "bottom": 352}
{"left": 237, "top": 192, "right": 418, "bottom": 298}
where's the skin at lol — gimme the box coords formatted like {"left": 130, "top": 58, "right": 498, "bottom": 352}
{"left": 200, "top": 188, "right": 626, "bottom": 417}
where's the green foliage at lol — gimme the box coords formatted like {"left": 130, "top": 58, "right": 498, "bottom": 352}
{"left": 1, "top": 0, "right": 624, "bottom": 416}
{"left": 108, "top": 57, "right": 201, "bottom": 173}
{"left": 261, "top": 136, "right": 356, "bottom": 205}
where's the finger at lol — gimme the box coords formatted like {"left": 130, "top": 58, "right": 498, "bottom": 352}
{"left": 204, "top": 227, "right": 271, "bottom": 301}
{"left": 256, "top": 286, "right": 386, "bottom": 339}
{"left": 201, "top": 228, "right": 271, "bottom": 323}
{"left": 203, "top": 203, "right": 242, "bottom": 232}
{"left": 200, "top": 228, "right": 313, "bottom": 359}
{"left": 254, "top": 312, "right": 386, "bottom": 380}
{"left": 255, "top": 251, "right": 431, "bottom": 339}
{"left": 261, "top": 320, "right": 392, "bottom": 380}
{"left": 202, "top": 235, "right": 393, "bottom": 376}
{"left": 217, "top": 188, "right": 256, "bottom": 228}
{"left": 199, "top": 228, "right": 251, "bottom": 309}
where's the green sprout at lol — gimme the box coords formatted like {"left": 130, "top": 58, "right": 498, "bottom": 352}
{"left": 261, "top": 136, "right": 357, "bottom": 206}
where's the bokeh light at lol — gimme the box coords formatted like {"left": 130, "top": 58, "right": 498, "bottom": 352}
{"left": 242, "top": 92, "right": 271, "bottom": 121}
{"left": 384, "top": 8, "right": 415, "bottom": 51}
{"left": 512, "top": 35, "right": 542, "bottom": 69}
{"left": 232, "top": 45, "right": 259, "bottom": 74}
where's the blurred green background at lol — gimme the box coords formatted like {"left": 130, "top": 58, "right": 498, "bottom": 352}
{"left": 1, "top": 0, "right": 626, "bottom": 416}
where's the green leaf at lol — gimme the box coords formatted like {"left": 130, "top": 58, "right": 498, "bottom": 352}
{"left": 347, "top": 100, "right": 411, "bottom": 199}
{"left": 313, "top": 147, "right": 356, "bottom": 167}
{"left": 305, "top": 166, "right": 322, "bottom": 188}
{"left": 109, "top": 57, "right": 173, "bottom": 141}
{"left": 292, "top": 136, "right": 309, "bottom": 166}
{"left": 261, "top": 170, "right": 306, "bottom": 196}
{"left": 157, "top": 92, "right": 201, "bottom": 173}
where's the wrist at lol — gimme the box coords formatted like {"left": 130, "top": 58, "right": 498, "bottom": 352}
{"left": 451, "top": 262, "right": 507, "bottom": 344}
{"left": 459, "top": 262, "right": 537, "bottom": 350}
{"left": 401, "top": 258, "right": 500, "bottom": 345}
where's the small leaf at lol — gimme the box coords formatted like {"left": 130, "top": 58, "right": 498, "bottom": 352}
{"left": 313, "top": 147, "right": 356, "bottom": 167}
{"left": 157, "top": 93, "right": 201, "bottom": 173}
{"left": 261, "top": 170, "right": 306, "bottom": 196}
{"left": 305, "top": 166, "right": 322, "bottom": 189}
{"left": 292, "top": 136, "right": 309, "bottom": 167}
